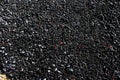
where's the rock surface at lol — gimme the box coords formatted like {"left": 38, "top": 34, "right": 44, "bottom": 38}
{"left": 0, "top": 0, "right": 120, "bottom": 80}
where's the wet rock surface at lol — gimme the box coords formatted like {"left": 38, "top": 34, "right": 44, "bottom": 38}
{"left": 0, "top": 0, "right": 120, "bottom": 80}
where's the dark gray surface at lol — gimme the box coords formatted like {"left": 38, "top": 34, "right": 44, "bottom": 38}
{"left": 0, "top": 0, "right": 120, "bottom": 80}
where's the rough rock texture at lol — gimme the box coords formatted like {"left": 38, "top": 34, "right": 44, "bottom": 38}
{"left": 0, "top": 0, "right": 120, "bottom": 80}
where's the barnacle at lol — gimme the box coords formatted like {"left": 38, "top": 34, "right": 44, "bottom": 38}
{"left": 0, "top": 74, "right": 10, "bottom": 80}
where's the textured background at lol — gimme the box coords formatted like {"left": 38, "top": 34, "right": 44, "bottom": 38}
{"left": 0, "top": 0, "right": 120, "bottom": 80}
